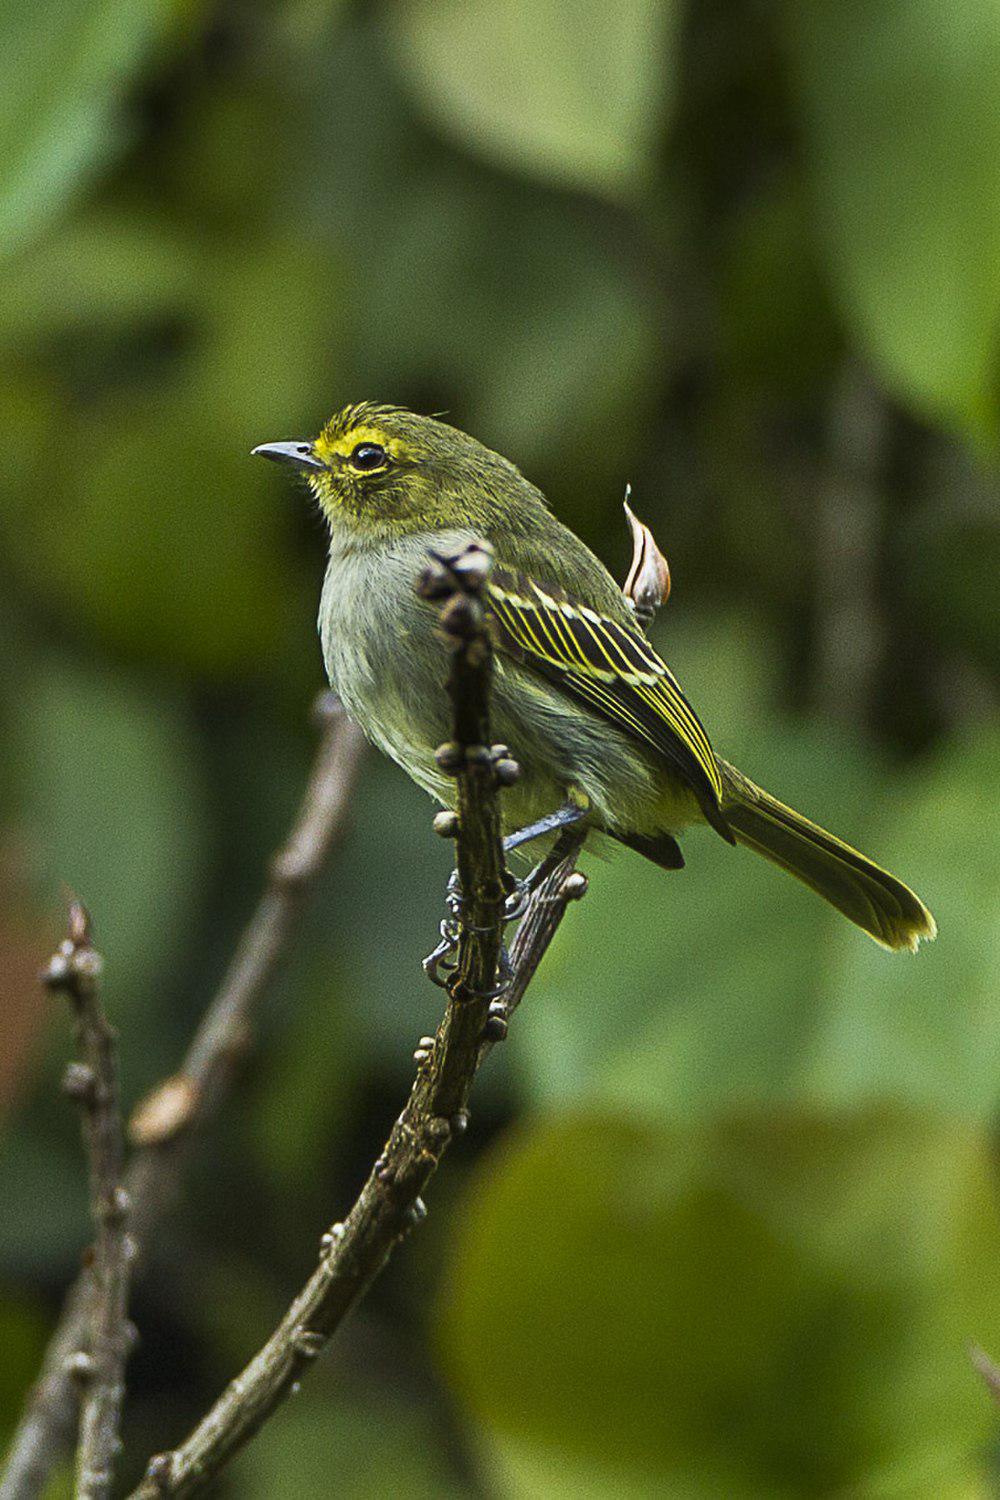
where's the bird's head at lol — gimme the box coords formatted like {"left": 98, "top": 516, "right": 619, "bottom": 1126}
{"left": 253, "top": 403, "right": 527, "bottom": 537}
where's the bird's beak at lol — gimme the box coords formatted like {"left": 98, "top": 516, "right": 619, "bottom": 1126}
{"left": 251, "top": 440, "right": 326, "bottom": 473}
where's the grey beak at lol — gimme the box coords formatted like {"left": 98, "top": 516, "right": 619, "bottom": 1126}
{"left": 251, "top": 440, "right": 325, "bottom": 472}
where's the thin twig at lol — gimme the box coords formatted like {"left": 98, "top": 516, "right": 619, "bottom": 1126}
{"left": 487, "top": 827, "right": 587, "bottom": 1039}
{"left": 970, "top": 1344, "right": 1000, "bottom": 1406}
{"left": 42, "top": 904, "right": 131, "bottom": 1500}
{"left": 0, "top": 697, "right": 366, "bottom": 1500}
{"left": 127, "top": 540, "right": 587, "bottom": 1497}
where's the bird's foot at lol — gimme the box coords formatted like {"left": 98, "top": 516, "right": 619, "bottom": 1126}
{"left": 422, "top": 912, "right": 461, "bottom": 987}
{"left": 422, "top": 924, "right": 516, "bottom": 992}
{"left": 422, "top": 869, "right": 522, "bottom": 987}
{"left": 421, "top": 867, "right": 463, "bottom": 985}
{"left": 423, "top": 801, "right": 589, "bottom": 985}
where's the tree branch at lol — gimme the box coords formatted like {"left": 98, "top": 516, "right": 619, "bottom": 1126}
{"left": 127, "top": 540, "right": 587, "bottom": 1498}
{"left": 40, "top": 904, "right": 131, "bottom": 1500}
{"left": 0, "top": 697, "right": 366, "bottom": 1500}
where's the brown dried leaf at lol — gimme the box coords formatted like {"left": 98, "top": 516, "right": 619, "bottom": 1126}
{"left": 623, "top": 488, "right": 670, "bottom": 626}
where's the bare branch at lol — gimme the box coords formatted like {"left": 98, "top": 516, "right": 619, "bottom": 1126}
{"left": 126, "top": 692, "right": 366, "bottom": 1153}
{"left": 127, "top": 540, "right": 586, "bottom": 1498}
{"left": 0, "top": 697, "right": 366, "bottom": 1500}
{"left": 486, "top": 827, "right": 587, "bottom": 1041}
{"left": 41, "top": 904, "right": 131, "bottom": 1500}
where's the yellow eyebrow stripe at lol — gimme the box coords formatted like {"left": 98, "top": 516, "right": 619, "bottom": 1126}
{"left": 313, "top": 425, "right": 408, "bottom": 463}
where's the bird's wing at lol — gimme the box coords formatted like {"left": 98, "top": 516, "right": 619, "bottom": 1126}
{"left": 489, "top": 565, "right": 732, "bottom": 839}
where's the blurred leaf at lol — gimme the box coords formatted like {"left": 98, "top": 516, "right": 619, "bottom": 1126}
{"left": 161, "top": 77, "right": 304, "bottom": 230}
{"left": 12, "top": 654, "right": 206, "bottom": 1018}
{"left": 251, "top": 956, "right": 362, "bottom": 1190}
{"left": 41, "top": 1472, "right": 73, "bottom": 1500}
{"left": 0, "top": 234, "right": 336, "bottom": 679}
{"left": 787, "top": 1, "right": 1000, "bottom": 439}
{"left": 511, "top": 616, "right": 1000, "bottom": 1131}
{"left": 440, "top": 1108, "right": 1000, "bottom": 1497}
{"left": 902, "top": 449, "right": 1000, "bottom": 675}
{"left": 0, "top": 1123, "right": 88, "bottom": 1270}
{"left": 63, "top": 419, "right": 309, "bottom": 678}
{"left": 0, "top": 209, "right": 197, "bottom": 349}
{"left": 231, "top": 1386, "right": 467, "bottom": 1499}
{"left": 300, "top": 13, "right": 665, "bottom": 499}
{"left": 0, "top": 1291, "right": 49, "bottom": 1442}
{"left": 719, "top": 173, "right": 840, "bottom": 398}
{"left": 0, "top": 0, "right": 179, "bottom": 260}
{"left": 388, "top": 0, "right": 674, "bottom": 199}
{"left": 346, "top": 160, "right": 663, "bottom": 492}
{"left": 315, "top": 758, "right": 463, "bottom": 1051}
{"left": 911, "top": 510, "right": 1000, "bottom": 672}
{"left": 804, "top": 729, "right": 1000, "bottom": 1119}
{"left": 179, "top": 232, "right": 338, "bottom": 438}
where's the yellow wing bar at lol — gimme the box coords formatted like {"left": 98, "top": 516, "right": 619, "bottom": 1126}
{"left": 489, "top": 568, "right": 729, "bottom": 832}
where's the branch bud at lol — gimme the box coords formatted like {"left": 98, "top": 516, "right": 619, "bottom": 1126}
{"left": 434, "top": 741, "right": 463, "bottom": 772}
{"left": 493, "top": 757, "right": 521, "bottom": 786}
{"left": 562, "top": 871, "right": 589, "bottom": 901}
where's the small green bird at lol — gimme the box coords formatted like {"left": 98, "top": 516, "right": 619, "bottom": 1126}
{"left": 254, "top": 403, "right": 935, "bottom": 952}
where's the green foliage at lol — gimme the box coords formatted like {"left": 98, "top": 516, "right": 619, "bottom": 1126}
{"left": 805, "top": 729, "right": 1000, "bottom": 1118}
{"left": 440, "top": 1109, "right": 1000, "bottom": 1497}
{"left": 0, "top": 0, "right": 181, "bottom": 260}
{"left": 0, "top": 0, "right": 998, "bottom": 1493}
{"left": 511, "top": 699, "right": 1000, "bottom": 1128}
{"left": 1, "top": 209, "right": 198, "bottom": 344}
{"left": 388, "top": 0, "right": 674, "bottom": 199}
{"left": 0, "top": 1293, "right": 51, "bottom": 1448}
{"left": 787, "top": 0, "right": 1000, "bottom": 440}
{"left": 11, "top": 653, "right": 206, "bottom": 1008}
{"left": 231, "top": 1387, "right": 467, "bottom": 1498}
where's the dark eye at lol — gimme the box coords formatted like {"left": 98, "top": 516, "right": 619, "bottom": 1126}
{"left": 350, "top": 442, "right": 389, "bottom": 472}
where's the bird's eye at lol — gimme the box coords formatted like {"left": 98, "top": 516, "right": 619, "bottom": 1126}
{"left": 349, "top": 442, "right": 389, "bottom": 472}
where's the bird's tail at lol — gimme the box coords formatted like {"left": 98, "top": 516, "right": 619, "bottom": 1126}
{"left": 718, "top": 760, "right": 936, "bottom": 952}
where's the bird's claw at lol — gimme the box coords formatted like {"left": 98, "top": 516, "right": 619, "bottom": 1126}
{"left": 423, "top": 868, "right": 523, "bottom": 986}
{"left": 422, "top": 916, "right": 461, "bottom": 988}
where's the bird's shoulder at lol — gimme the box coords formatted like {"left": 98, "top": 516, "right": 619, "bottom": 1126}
{"left": 485, "top": 505, "right": 635, "bottom": 625}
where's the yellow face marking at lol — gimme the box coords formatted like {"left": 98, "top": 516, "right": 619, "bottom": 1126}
{"left": 313, "top": 425, "right": 409, "bottom": 467}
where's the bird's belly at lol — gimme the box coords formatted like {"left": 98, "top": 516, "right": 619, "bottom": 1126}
{"left": 326, "top": 652, "right": 569, "bottom": 828}
{"left": 319, "top": 543, "right": 456, "bottom": 801}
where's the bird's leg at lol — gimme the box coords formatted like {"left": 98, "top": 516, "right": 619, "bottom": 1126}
{"left": 423, "top": 802, "right": 588, "bottom": 987}
{"left": 423, "top": 867, "right": 517, "bottom": 988}
{"left": 503, "top": 801, "right": 590, "bottom": 855}
{"left": 503, "top": 801, "right": 589, "bottom": 916}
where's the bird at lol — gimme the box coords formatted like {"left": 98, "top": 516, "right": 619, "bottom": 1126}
{"left": 253, "top": 402, "right": 935, "bottom": 952}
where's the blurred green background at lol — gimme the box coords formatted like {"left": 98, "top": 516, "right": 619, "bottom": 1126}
{"left": 2, "top": 0, "right": 1000, "bottom": 1494}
